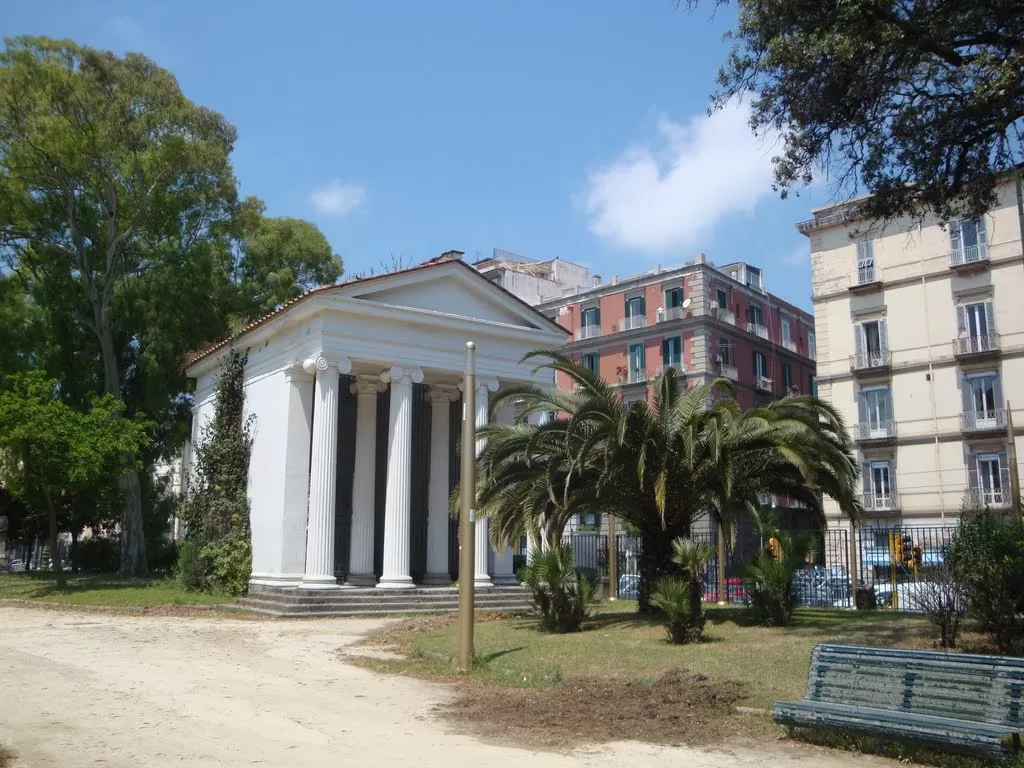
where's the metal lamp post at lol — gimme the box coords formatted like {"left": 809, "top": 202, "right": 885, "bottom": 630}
{"left": 457, "top": 341, "right": 477, "bottom": 672}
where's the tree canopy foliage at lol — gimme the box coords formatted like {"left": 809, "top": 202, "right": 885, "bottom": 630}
{"left": 0, "top": 36, "right": 341, "bottom": 575}
{"left": 697, "top": 0, "right": 1024, "bottom": 221}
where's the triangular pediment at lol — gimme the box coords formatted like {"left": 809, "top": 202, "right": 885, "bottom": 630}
{"left": 339, "top": 262, "right": 551, "bottom": 330}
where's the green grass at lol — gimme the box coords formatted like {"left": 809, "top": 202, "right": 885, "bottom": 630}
{"left": 373, "top": 601, "right": 933, "bottom": 711}
{"left": 0, "top": 572, "right": 227, "bottom": 607}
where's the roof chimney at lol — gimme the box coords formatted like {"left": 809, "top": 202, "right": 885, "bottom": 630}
{"left": 694, "top": 252, "right": 706, "bottom": 264}
{"left": 593, "top": 274, "right": 602, "bottom": 286}
{"left": 611, "top": 275, "right": 618, "bottom": 286}
{"left": 654, "top": 264, "right": 661, "bottom": 274}
{"left": 439, "top": 250, "right": 464, "bottom": 262}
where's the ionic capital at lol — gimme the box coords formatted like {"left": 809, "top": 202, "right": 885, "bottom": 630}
{"left": 351, "top": 375, "right": 386, "bottom": 396}
{"left": 381, "top": 366, "right": 424, "bottom": 385}
{"left": 427, "top": 384, "right": 459, "bottom": 404}
{"left": 302, "top": 354, "right": 352, "bottom": 376}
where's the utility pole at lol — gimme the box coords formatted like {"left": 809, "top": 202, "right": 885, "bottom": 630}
{"left": 1007, "top": 400, "right": 1022, "bottom": 519}
{"left": 716, "top": 518, "right": 727, "bottom": 605}
{"left": 457, "top": 341, "right": 477, "bottom": 672}
{"left": 607, "top": 515, "right": 617, "bottom": 600}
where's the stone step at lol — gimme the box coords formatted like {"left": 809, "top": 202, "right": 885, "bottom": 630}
{"left": 234, "top": 603, "right": 532, "bottom": 619}
{"left": 235, "top": 596, "right": 532, "bottom": 614}
{"left": 240, "top": 592, "right": 531, "bottom": 607}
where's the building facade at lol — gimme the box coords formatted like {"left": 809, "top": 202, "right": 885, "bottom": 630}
{"left": 474, "top": 249, "right": 590, "bottom": 305}
{"left": 534, "top": 254, "right": 817, "bottom": 411}
{"left": 185, "top": 256, "right": 567, "bottom": 591}
{"left": 802, "top": 178, "right": 1024, "bottom": 529}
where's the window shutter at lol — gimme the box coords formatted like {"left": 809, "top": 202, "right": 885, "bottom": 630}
{"left": 878, "top": 318, "right": 889, "bottom": 355}
{"left": 984, "top": 300, "right": 995, "bottom": 334}
{"left": 960, "top": 372, "right": 974, "bottom": 415}
{"left": 752, "top": 350, "right": 758, "bottom": 377}
{"left": 997, "top": 451, "right": 1008, "bottom": 477}
{"left": 977, "top": 217, "right": 987, "bottom": 246}
{"left": 857, "top": 391, "right": 868, "bottom": 424}
{"left": 888, "top": 462, "right": 897, "bottom": 493}
{"left": 993, "top": 375, "right": 1003, "bottom": 412}
{"left": 861, "top": 462, "right": 871, "bottom": 495}
{"left": 662, "top": 339, "right": 670, "bottom": 366}
{"left": 854, "top": 323, "right": 866, "bottom": 359}
{"left": 950, "top": 220, "right": 962, "bottom": 251}
{"left": 595, "top": 307, "right": 601, "bottom": 326}
{"left": 638, "top": 296, "right": 646, "bottom": 317}
{"left": 967, "top": 455, "right": 979, "bottom": 492}
{"left": 956, "top": 304, "right": 967, "bottom": 336}
{"left": 884, "top": 388, "right": 893, "bottom": 421}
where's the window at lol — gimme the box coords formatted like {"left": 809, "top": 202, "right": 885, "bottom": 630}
{"left": 716, "top": 288, "right": 728, "bottom": 309}
{"left": 753, "top": 350, "right": 768, "bottom": 379}
{"left": 663, "top": 336, "right": 682, "bottom": 367}
{"left": 956, "top": 300, "right": 994, "bottom": 340}
{"left": 665, "top": 287, "right": 683, "bottom": 309}
{"left": 809, "top": 374, "right": 817, "bottom": 398}
{"left": 950, "top": 218, "right": 988, "bottom": 262}
{"left": 862, "top": 460, "right": 894, "bottom": 508}
{"left": 576, "top": 512, "right": 601, "bottom": 531}
{"left": 856, "top": 240, "right": 875, "bottom": 284}
{"left": 962, "top": 372, "right": 1002, "bottom": 426}
{"left": 625, "top": 295, "right": 645, "bottom": 318}
{"left": 859, "top": 387, "right": 892, "bottom": 436}
{"left": 581, "top": 306, "right": 600, "bottom": 328}
{"left": 718, "top": 337, "right": 733, "bottom": 365}
{"left": 748, "top": 303, "right": 764, "bottom": 327}
{"left": 781, "top": 318, "right": 792, "bottom": 345}
{"left": 969, "top": 452, "right": 1007, "bottom": 507}
{"left": 783, "top": 363, "right": 793, "bottom": 390}
{"left": 488, "top": 272, "right": 503, "bottom": 285}
{"left": 580, "top": 352, "right": 598, "bottom": 373}
{"left": 746, "top": 266, "right": 762, "bottom": 290}
{"left": 854, "top": 319, "right": 888, "bottom": 368}
{"left": 808, "top": 331, "right": 816, "bottom": 360}
{"left": 628, "top": 343, "right": 645, "bottom": 382}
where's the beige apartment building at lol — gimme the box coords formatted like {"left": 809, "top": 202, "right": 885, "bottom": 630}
{"left": 801, "top": 177, "right": 1024, "bottom": 529}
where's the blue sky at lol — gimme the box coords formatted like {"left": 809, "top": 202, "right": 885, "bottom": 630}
{"left": 3, "top": 1, "right": 833, "bottom": 310}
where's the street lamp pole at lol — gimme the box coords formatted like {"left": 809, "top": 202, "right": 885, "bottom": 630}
{"left": 457, "top": 341, "right": 477, "bottom": 672}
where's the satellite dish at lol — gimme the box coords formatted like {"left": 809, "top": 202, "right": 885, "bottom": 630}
{"left": 682, "top": 297, "right": 692, "bottom": 309}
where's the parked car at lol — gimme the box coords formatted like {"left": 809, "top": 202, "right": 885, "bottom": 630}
{"left": 7, "top": 559, "right": 26, "bottom": 572}
{"left": 617, "top": 573, "right": 640, "bottom": 599}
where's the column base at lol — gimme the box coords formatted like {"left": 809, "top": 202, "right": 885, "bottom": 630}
{"left": 249, "top": 574, "right": 304, "bottom": 588}
{"left": 474, "top": 575, "right": 494, "bottom": 589}
{"left": 377, "top": 575, "right": 415, "bottom": 589}
{"left": 421, "top": 572, "right": 452, "bottom": 586}
{"left": 493, "top": 575, "right": 520, "bottom": 586}
{"left": 344, "top": 573, "right": 377, "bottom": 587}
{"left": 298, "top": 575, "right": 340, "bottom": 590}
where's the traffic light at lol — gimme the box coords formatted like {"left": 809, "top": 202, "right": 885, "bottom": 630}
{"left": 767, "top": 537, "right": 783, "bottom": 561}
{"left": 892, "top": 533, "right": 903, "bottom": 563}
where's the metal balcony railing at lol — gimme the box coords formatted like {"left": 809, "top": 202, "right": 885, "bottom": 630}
{"left": 717, "top": 363, "right": 738, "bottom": 381}
{"left": 746, "top": 322, "right": 769, "bottom": 340}
{"left": 856, "top": 265, "right": 878, "bottom": 285}
{"left": 659, "top": 363, "right": 684, "bottom": 377}
{"left": 861, "top": 492, "right": 900, "bottom": 512}
{"left": 627, "top": 367, "right": 648, "bottom": 384}
{"left": 663, "top": 306, "right": 684, "bottom": 321}
{"left": 712, "top": 307, "right": 736, "bottom": 325}
{"left": 851, "top": 350, "right": 892, "bottom": 371}
{"left": 965, "top": 479, "right": 1010, "bottom": 509}
{"left": 855, "top": 420, "right": 895, "bottom": 441}
{"left": 618, "top": 316, "right": 647, "bottom": 332}
{"left": 782, "top": 339, "right": 798, "bottom": 353}
{"left": 574, "top": 325, "right": 601, "bottom": 341}
{"left": 960, "top": 409, "right": 1006, "bottom": 432}
{"left": 949, "top": 244, "right": 989, "bottom": 268}
{"left": 952, "top": 333, "right": 999, "bottom": 357}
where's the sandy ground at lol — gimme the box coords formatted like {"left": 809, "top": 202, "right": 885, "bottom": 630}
{"left": 0, "top": 606, "right": 894, "bottom": 768}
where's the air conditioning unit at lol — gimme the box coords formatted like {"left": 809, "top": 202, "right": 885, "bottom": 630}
{"left": 710, "top": 306, "right": 719, "bottom": 316}
{"left": 656, "top": 307, "right": 665, "bottom": 322}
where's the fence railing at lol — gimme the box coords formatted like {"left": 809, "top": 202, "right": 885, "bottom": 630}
{"left": 949, "top": 244, "right": 989, "bottom": 268}
{"left": 537, "top": 523, "right": 961, "bottom": 613}
{"left": 952, "top": 333, "right": 999, "bottom": 357}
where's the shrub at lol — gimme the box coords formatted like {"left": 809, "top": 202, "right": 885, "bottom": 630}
{"left": 71, "top": 536, "right": 120, "bottom": 573}
{"left": 651, "top": 576, "right": 699, "bottom": 644}
{"left": 744, "top": 517, "right": 816, "bottom": 627}
{"left": 176, "top": 539, "right": 204, "bottom": 591}
{"left": 913, "top": 562, "right": 965, "bottom": 649}
{"left": 947, "top": 512, "right": 1024, "bottom": 654}
{"left": 518, "top": 544, "right": 596, "bottom": 633}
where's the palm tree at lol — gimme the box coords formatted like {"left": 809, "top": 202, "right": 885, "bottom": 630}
{"left": 670, "top": 537, "right": 716, "bottom": 632}
{"left": 476, "top": 352, "right": 862, "bottom": 610}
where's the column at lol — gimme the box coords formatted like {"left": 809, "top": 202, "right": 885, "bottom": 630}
{"left": 527, "top": 410, "right": 552, "bottom": 565}
{"left": 277, "top": 367, "right": 314, "bottom": 584}
{"left": 378, "top": 365, "right": 423, "bottom": 588}
{"left": 346, "top": 376, "right": 381, "bottom": 586}
{"left": 423, "top": 385, "right": 456, "bottom": 585}
{"left": 300, "top": 353, "right": 351, "bottom": 589}
{"left": 473, "top": 378, "right": 499, "bottom": 588}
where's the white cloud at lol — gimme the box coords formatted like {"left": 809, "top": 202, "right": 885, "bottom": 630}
{"left": 310, "top": 181, "right": 366, "bottom": 216}
{"left": 582, "top": 97, "right": 780, "bottom": 253}
{"left": 782, "top": 246, "right": 808, "bottom": 266}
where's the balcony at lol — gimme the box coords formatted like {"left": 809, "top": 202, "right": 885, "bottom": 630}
{"left": 851, "top": 350, "right": 892, "bottom": 374}
{"left": 659, "top": 363, "right": 685, "bottom": 377}
{"left": 618, "top": 315, "right": 648, "bottom": 332}
{"left": 660, "top": 306, "right": 685, "bottom": 322}
{"left": 782, "top": 339, "right": 798, "bottom": 354}
{"left": 754, "top": 376, "right": 773, "bottom": 393}
{"left": 746, "top": 322, "right": 770, "bottom": 340}
{"left": 575, "top": 325, "right": 601, "bottom": 341}
{"left": 952, "top": 332, "right": 1000, "bottom": 359}
{"left": 854, "top": 420, "right": 896, "bottom": 443}
{"left": 849, "top": 265, "right": 882, "bottom": 294}
{"left": 960, "top": 409, "right": 1006, "bottom": 434}
{"left": 861, "top": 492, "right": 901, "bottom": 514}
{"left": 716, "top": 362, "right": 738, "bottom": 381}
{"left": 711, "top": 306, "right": 735, "bottom": 326}
{"left": 964, "top": 478, "right": 1011, "bottom": 509}
{"left": 949, "top": 244, "right": 990, "bottom": 272}
{"left": 627, "top": 367, "right": 648, "bottom": 384}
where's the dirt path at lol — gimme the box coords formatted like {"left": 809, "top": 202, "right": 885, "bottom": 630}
{"left": 0, "top": 606, "right": 891, "bottom": 768}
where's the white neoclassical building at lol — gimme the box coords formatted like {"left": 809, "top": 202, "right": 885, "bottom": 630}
{"left": 185, "top": 255, "right": 566, "bottom": 591}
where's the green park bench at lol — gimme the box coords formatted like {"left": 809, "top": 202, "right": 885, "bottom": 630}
{"left": 772, "top": 643, "right": 1024, "bottom": 756}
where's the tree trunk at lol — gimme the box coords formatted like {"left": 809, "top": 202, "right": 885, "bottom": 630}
{"left": 638, "top": 525, "right": 678, "bottom": 612}
{"left": 25, "top": 539, "right": 33, "bottom": 572}
{"left": 95, "top": 319, "right": 148, "bottom": 578}
{"left": 42, "top": 488, "right": 65, "bottom": 590}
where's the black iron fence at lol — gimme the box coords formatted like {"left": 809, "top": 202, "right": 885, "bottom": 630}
{"left": 521, "top": 524, "right": 959, "bottom": 613}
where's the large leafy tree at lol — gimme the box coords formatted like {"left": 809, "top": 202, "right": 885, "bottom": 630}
{"left": 478, "top": 354, "right": 862, "bottom": 610}
{"left": 0, "top": 37, "right": 342, "bottom": 576}
{"left": 0, "top": 372, "right": 148, "bottom": 588}
{"left": 697, "top": 0, "right": 1024, "bottom": 221}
